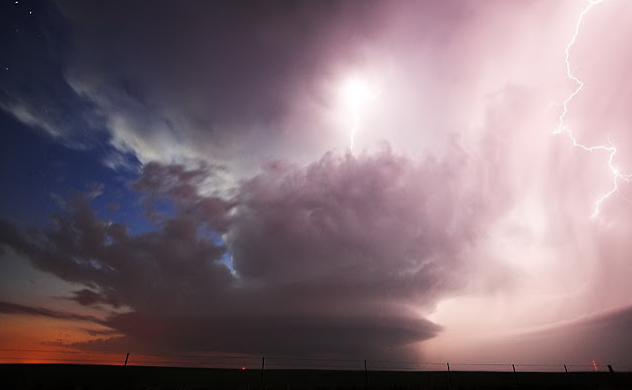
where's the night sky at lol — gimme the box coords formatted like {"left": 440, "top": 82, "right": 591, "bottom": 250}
{"left": 1, "top": 0, "right": 632, "bottom": 368}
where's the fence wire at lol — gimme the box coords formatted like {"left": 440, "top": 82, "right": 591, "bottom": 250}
{"left": 0, "top": 348, "right": 629, "bottom": 373}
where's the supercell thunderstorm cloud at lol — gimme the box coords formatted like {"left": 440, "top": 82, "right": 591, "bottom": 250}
{"left": 1, "top": 0, "right": 632, "bottom": 368}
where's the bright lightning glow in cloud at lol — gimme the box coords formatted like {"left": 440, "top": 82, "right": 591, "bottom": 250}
{"left": 555, "top": 0, "right": 632, "bottom": 217}
{"left": 341, "top": 76, "right": 379, "bottom": 152}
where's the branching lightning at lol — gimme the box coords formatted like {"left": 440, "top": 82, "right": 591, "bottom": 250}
{"left": 555, "top": 0, "right": 632, "bottom": 217}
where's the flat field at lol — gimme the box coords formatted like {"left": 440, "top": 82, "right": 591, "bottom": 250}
{"left": 2, "top": 364, "right": 631, "bottom": 390}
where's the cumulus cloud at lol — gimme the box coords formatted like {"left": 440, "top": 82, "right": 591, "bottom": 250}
{"left": 0, "top": 147, "right": 509, "bottom": 358}
{"left": 4, "top": 0, "right": 632, "bottom": 363}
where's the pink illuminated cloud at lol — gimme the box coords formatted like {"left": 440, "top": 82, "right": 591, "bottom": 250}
{"left": 1, "top": 0, "right": 632, "bottom": 367}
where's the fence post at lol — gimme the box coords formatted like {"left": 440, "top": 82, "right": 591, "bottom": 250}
{"left": 446, "top": 362, "right": 451, "bottom": 390}
{"left": 364, "top": 360, "right": 369, "bottom": 389}
{"left": 512, "top": 364, "right": 519, "bottom": 390}
{"left": 124, "top": 352, "right": 129, "bottom": 366}
{"left": 260, "top": 357, "right": 265, "bottom": 388}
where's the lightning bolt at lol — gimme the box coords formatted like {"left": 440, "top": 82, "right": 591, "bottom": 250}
{"left": 349, "top": 114, "right": 360, "bottom": 152}
{"left": 341, "top": 77, "right": 379, "bottom": 153}
{"left": 555, "top": 0, "right": 632, "bottom": 217}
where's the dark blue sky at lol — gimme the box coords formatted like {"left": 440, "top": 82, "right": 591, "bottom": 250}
{"left": 0, "top": 109, "right": 158, "bottom": 233}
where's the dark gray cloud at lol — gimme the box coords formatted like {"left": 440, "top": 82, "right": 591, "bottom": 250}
{"left": 56, "top": 0, "right": 382, "bottom": 119}
{"left": 0, "top": 299, "right": 100, "bottom": 323}
{"left": 68, "top": 288, "right": 122, "bottom": 308}
{"left": 44, "top": 0, "right": 386, "bottom": 165}
{"left": 0, "top": 148, "right": 504, "bottom": 358}
{"left": 3, "top": 0, "right": 558, "bottom": 171}
{"left": 42, "top": 0, "right": 503, "bottom": 169}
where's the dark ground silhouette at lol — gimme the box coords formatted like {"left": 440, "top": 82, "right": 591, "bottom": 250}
{"left": 3, "top": 364, "right": 632, "bottom": 390}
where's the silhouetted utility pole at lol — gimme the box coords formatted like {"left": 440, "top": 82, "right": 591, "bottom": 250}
{"left": 124, "top": 352, "right": 129, "bottom": 366}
